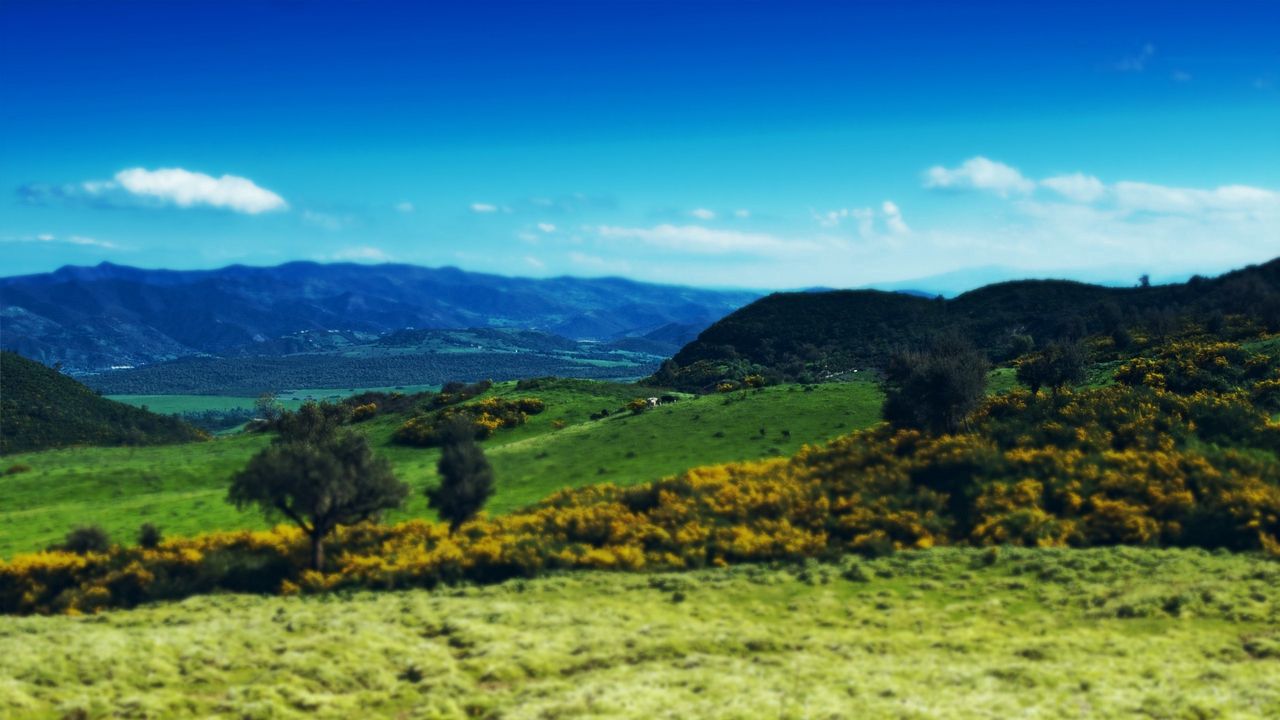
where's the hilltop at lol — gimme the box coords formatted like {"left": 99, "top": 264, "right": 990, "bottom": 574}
{"left": 656, "top": 257, "right": 1280, "bottom": 390}
{"left": 0, "top": 351, "right": 204, "bottom": 454}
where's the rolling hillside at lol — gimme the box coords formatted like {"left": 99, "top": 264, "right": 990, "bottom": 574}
{"left": 657, "top": 257, "right": 1280, "bottom": 390}
{"left": 0, "top": 351, "right": 204, "bottom": 454}
{"left": 0, "top": 379, "right": 882, "bottom": 556}
{"left": 0, "top": 261, "right": 759, "bottom": 372}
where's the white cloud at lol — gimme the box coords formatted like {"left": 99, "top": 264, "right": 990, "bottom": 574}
{"left": 536, "top": 222, "right": 557, "bottom": 233}
{"left": 395, "top": 201, "right": 414, "bottom": 213}
{"left": 524, "top": 256, "right": 545, "bottom": 269}
{"left": 1112, "top": 181, "right": 1280, "bottom": 215}
{"left": 1114, "top": 43, "right": 1155, "bottom": 72}
{"left": 882, "top": 201, "right": 910, "bottom": 235}
{"left": 596, "top": 224, "right": 816, "bottom": 256}
{"left": 923, "top": 157, "right": 1036, "bottom": 197}
{"left": 568, "top": 251, "right": 631, "bottom": 273}
{"left": 813, "top": 203, "right": 907, "bottom": 237}
{"left": 734, "top": 209, "right": 751, "bottom": 218}
{"left": 470, "top": 202, "right": 498, "bottom": 213}
{"left": 302, "top": 210, "right": 351, "bottom": 231}
{"left": 81, "top": 180, "right": 115, "bottom": 195}
{"left": 113, "top": 167, "right": 286, "bottom": 214}
{"left": 812, "top": 207, "right": 871, "bottom": 232}
{"left": 1041, "top": 173, "right": 1107, "bottom": 203}
{"left": 330, "top": 246, "right": 390, "bottom": 262}
{"left": 1, "top": 232, "right": 117, "bottom": 249}
{"left": 690, "top": 208, "right": 716, "bottom": 220}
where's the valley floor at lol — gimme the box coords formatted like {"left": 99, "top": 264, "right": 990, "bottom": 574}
{"left": 2, "top": 547, "right": 1277, "bottom": 719}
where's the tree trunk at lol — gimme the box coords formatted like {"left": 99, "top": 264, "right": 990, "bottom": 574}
{"left": 310, "top": 533, "right": 325, "bottom": 571}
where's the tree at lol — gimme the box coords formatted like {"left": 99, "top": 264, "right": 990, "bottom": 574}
{"left": 254, "top": 392, "right": 285, "bottom": 421}
{"left": 428, "top": 417, "right": 495, "bottom": 533}
{"left": 1016, "top": 341, "right": 1087, "bottom": 395}
{"left": 881, "top": 335, "right": 989, "bottom": 435}
{"left": 274, "top": 401, "right": 350, "bottom": 443}
{"left": 228, "top": 411, "right": 408, "bottom": 570}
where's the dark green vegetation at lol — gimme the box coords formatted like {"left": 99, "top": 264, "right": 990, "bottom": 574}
{"left": 83, "top": 327, "right": 665, "bottom": 395}
{"left": 0, "top": 261, "right": 756, "bottom": 372}
{"left": 0, "top": 379, "right": 883, "bottom": 556}
{"left": 880, "top": 334, "right": 989, "bottom": 434}
{"left": 3, "top": 548, "right": 1277, "bottom": 718}
{"left": 429, "top": 418, "right": 496, "bottom": 532}
{"left": 0, "top": 351, "right": 204, "bottom": 454}
{"left": 657, "top": 257, "right": 1280, "bottom": 389}
{"left": 229, "top": 404, "right": 411, "bottom": 570}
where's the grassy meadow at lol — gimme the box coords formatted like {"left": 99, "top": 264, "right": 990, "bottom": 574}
{"left": 0, "top": 380, "right": 882, "bottom": 556}
{"left": 2, "top": 547, "right": 1276, "bottom": 719}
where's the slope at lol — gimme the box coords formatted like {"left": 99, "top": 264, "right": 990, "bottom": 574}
{"left": 0, "top": 351, "right": 204, "bottom": 454}
{"left": 0, "top": 379, "right": 882, "bottom": 556}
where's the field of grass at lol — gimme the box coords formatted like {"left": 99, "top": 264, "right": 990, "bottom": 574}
{"left": 105, "top": 385, "right": 446, "bottom": 415}
{"left": 2, "top": 546, "right": 1276, "bottom": 718}
{"left": 0, "top": 380, "right": 883, "bottom": 556}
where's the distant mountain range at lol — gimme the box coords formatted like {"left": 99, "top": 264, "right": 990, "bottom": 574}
{"left": 0, "top": 262, "right": 760, "bottom": 373}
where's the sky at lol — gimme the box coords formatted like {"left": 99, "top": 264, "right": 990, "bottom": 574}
{"left": 1, "top": 0, "right": 1278, "bottom": 292}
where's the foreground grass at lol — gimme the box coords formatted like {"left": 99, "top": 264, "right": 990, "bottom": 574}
{"left": 1, "top": 547, "right": 1277, "bottom": 719}
{"left": 0, "top": 381, "right": 882, "bottom": 556}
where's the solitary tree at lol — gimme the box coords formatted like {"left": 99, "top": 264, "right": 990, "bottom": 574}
{"left": 228, "top": 411, "right": 408, "bottom": 570}
{"left": 254, "top": 392, "right": 285, "bottom": 421}
{"left": 1016, "top": 341, "right": 1087, "bottom": 395}
{"left": 881, "top": 334, "right": 989, "bottom": 435}
{"left": 428, "top": 417, "right": 495, "bottom": 533}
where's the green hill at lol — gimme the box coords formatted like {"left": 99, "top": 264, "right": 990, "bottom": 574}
{"left": 0, "top": 378, "right": 882, "bottom": 556}
{"left": 656, "top": 258, "right": 1280, "bottom": 390}
{"left": 0, "top": 352, "right": 205, "bottom": 455}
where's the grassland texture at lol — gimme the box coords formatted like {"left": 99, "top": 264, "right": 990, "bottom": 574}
{"left": 1, "top": 547, "right": 1277, "bottom": 719}
{"left": 0, "top": 382, "right": 882, "bottom": 556}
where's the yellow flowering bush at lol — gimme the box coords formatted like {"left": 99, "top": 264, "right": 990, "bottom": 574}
{"left": 394, "top": 396, "right": 546, "bottom": 446}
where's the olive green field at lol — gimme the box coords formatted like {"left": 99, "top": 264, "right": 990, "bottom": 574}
{"left": 2, "top": 547, "right": 1276, "bottom": 719}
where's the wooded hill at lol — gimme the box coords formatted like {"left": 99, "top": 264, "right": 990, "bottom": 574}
{"left": 654, "top": 258, "right": 1280, "bottom": 390}
{"left": 0, "top": 352, "right": 204, "bottom": 454}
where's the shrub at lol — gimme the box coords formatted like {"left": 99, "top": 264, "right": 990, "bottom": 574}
{"left": 1015, "top": 341, "right": 1087, "bottom": 394}
{"left": 58, "top": 526, "right": 112, "bottom": 555}
{"left": 394, "top": 397, "right": 546, "bottom": 446}
{"left": 882, "top": 334, "right": 989, "bottom": 434}
{"left": 137, "top": 524, "right": 163, "bottom": 550}
{"left": 350, "top": 402, "right": 379, "bottom": 422}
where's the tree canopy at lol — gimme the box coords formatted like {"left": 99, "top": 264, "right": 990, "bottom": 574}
{"left": 228, "top": 404, "right": 408, "bottom": 570}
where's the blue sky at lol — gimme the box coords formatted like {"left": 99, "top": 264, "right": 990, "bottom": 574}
{"left": 2, "top": 1, "right": 1278, "bottom": 291}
